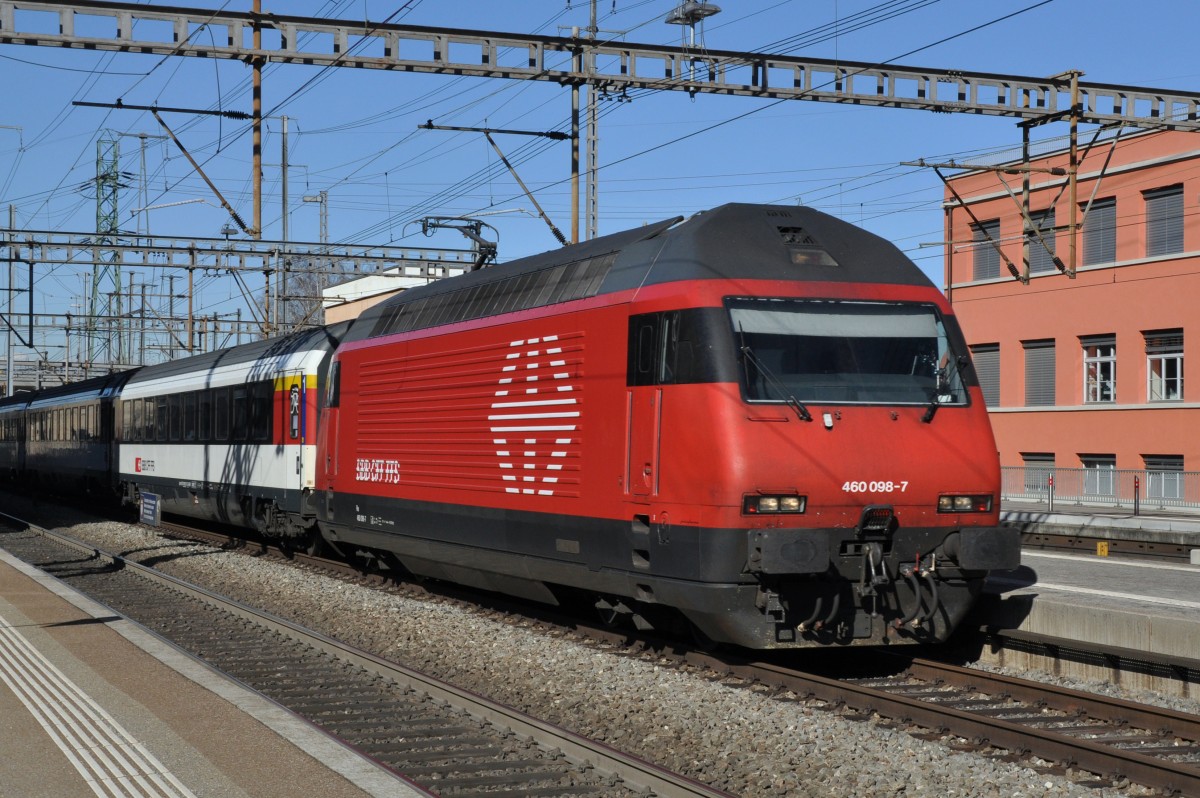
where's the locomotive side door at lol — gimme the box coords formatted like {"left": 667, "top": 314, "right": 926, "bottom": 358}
{"left": 627, "top": 387, "right": 661, "bottom": 497}
{"left": 627, "top": 312, "right": 673, "bottom": 498}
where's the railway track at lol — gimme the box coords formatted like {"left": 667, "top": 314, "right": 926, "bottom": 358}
{"left": 7, "top": 505, "right": 1200, "bottom": 795}
{"left": 1018, "top": 530, "right": 1195, "bottom": 562}
{"left": 0, "top": 515, "right": 731, "bottom": 798}
{"left": 160, "top": 520, "right": 1200, "bottom": 795}
{"left": 687, "top": 652, "right": 1200, "bottom": 796}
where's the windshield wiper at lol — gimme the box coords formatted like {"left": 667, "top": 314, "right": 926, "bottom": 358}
{"left": 737, "top": 328, "right": 813, "bottom": 423}
{"left": 922, "top": 354, "right": 968, "bottom": 424}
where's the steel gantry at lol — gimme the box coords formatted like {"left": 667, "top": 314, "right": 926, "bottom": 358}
{"left": 3, "top": 0, "right": 1199, "bottom": 383}
{"left": 1, "top": 0, "right": 1198, "bottom": 131}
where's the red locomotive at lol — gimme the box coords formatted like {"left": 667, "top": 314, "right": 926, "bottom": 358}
{"left": 315, "top": 203, "right": 1019, "bottom": 648}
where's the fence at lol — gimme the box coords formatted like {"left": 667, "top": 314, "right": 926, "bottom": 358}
{"left": 1000, "top": 466, "right": 1200, "bottom": 514}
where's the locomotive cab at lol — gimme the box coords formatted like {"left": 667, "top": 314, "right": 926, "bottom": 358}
{"left": 622, "top": 226, "right": 1020, "bottom": 647}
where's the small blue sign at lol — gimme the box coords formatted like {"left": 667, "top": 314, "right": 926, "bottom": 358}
{"left": 139, "top": 492, "right": 161, "bottom": 527}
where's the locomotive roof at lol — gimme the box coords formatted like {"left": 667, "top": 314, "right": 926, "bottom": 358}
{"left": 349, "top": 203, "right": 934, "bottom": 343}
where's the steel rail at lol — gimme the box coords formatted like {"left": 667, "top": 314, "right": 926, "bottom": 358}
{"left": 1019, "top": 531, "right": 1194, "bottom": 561}
{"left": 696, "top": 655, "right": 1200, "bottom": 796}
{"left": 0, "top": 512, "right": 732, "bottom": 798}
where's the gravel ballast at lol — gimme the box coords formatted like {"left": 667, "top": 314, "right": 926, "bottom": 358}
{"left": 0, "top": 504, "right": 1168, "bottom": 798}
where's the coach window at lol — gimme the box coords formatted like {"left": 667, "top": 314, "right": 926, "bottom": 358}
{"left": 142, "top": 398, "right": 154, "bottom": 442}
{"left": 155, "top": 397, "right": 167, "bottom": 441}
{"left": 131, "top": 400, "right": 143, "bottom": 442}
{"left": 182, "top": 393, "right": 197, "bottom": 442}
{"left": 69, "top": 407, "right": 78, "bottom": 440}
{"left": 167, "top": 395, "right": 181, "bottom": 441}
{"left": 251, "top": 382, "right": 272, "bottom": 442}
{"left": 232, "top": 387, "right": 248, "bottom": 440}
{"left": 198, "top": 390, "right": 212, "bottom": 441}
{"left": 215, "top": 388, "right": 230, "bottom": 441}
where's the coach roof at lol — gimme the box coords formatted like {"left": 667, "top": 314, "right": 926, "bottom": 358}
{"left": 123, "top": 322, "right": 351, "bottom": 388}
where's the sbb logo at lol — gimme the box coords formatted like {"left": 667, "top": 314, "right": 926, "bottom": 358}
{"left": 135, "top": 458, "right": 155, "bottom": 473}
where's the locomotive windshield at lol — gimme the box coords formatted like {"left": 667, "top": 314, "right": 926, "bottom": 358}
{"left": 729, "top": 298, "right": 968, "bottom": 406}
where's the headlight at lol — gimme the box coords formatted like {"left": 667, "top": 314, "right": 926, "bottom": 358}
{"left": 937, "top": 494, "right": 993, "bottom": 513}
{"left": 779, "top": 496, "right": 803, "bottom": 512}
{"left": 743, "top": 494, "right": 806, "bottom": 515}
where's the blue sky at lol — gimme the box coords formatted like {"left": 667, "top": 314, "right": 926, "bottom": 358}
{"left": 1, "top": 0, "right": 1198, "bottom": 338}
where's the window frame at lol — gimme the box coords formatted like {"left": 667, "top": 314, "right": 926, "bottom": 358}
{"left": 970, "top": 219, "right": 1002, "bottom": 281}
{"left": 1023, "top": 339, "right": 1056, "bottom": 407}
{"left": 1143, "top": 455, "right": 1184, "bottom": 500}
{"left": 1145, "top": 329, "right": 1184, "bottom": 402}
{"left": 1027, "top": 207, "right": 1058, "bottom": 274}
{"left": 1081, "top": 197, "right": 1116, "bottom": 266}
{"left": 1080, "top": 454, "right": 1116, "bottom": 497}
{"left": 970, "top": 343, "right": 1000, "bottom": 407}
{"left": 1081, "top": 334, "right": 1116, "bottom": 404}
{"left": 1021, "top": 452, "right": 1055, "bottom": 494}
{"left": 1145, "top": 185, "right": 1184, "bottom": 258}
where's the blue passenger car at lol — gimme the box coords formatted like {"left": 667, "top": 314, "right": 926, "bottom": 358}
{"left": 24, "top": 371, "right": 139, "bottom": 496}
{"left": 0, "top": 393, "right": 29, "bottom": 480}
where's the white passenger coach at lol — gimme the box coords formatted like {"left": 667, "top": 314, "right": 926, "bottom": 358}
{"left": 117, "top": 324, "right": 346, "bottom": 537}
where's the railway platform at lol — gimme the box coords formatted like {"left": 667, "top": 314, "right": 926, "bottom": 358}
{"left": 976, "top": 502, "right": 1200, "bottom": 684}
{"left": 0, "top": 548, "right": 427, "bottom": 798}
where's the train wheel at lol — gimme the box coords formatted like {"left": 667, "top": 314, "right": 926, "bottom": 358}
{"left": 301, "top": 531, "right": 328, "bottom": 557}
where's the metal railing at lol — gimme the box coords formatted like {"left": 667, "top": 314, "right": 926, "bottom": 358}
{"left": 1001, "top": 466, "right": 1200, "bottom": 514}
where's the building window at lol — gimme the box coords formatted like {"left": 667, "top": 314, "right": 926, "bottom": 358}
{"left": 1080, "top": 454, "right": 1116, "bottom": 497}
{"left": 1081, "top": 197, "right": 1116, "bottom": 265}
{"left": 1145, "top": 185, "right": 1183, "bottom": 257}
{"left": 970, "top": 344, "right": 999, "bottom": 407}
{"left": 1028, "top": 208, "right": 1057, "bottom": 273}
{"left": 1144, "top": 455, "right": 1184, "bottom": 501}
{"left": 1021, "top": 452, "right": 1054, "bottom": 494}
{"left": 1023, "top": 339, "right": 1055, "bottom": 406}
{"left": 971, "top": 219, "right": 1001, "bottom": 281}
{"left": 1081, "top": 335, "right": 1116, "bottom": 403}
{"left": 1146, "top": 329, "right": 1183, "bottom": 401}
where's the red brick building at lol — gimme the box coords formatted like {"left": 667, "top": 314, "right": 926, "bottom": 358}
{"left": 943, "top": 130, "right": 1199, "bottom": 505}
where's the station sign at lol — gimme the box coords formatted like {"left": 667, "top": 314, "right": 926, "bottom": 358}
{"left": 139, "top": 492, "right": 161, "bottom": 527}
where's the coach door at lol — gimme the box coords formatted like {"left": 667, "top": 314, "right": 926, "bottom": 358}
{"left": 280, "top": 370, "right": 307, "bottom": 495}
